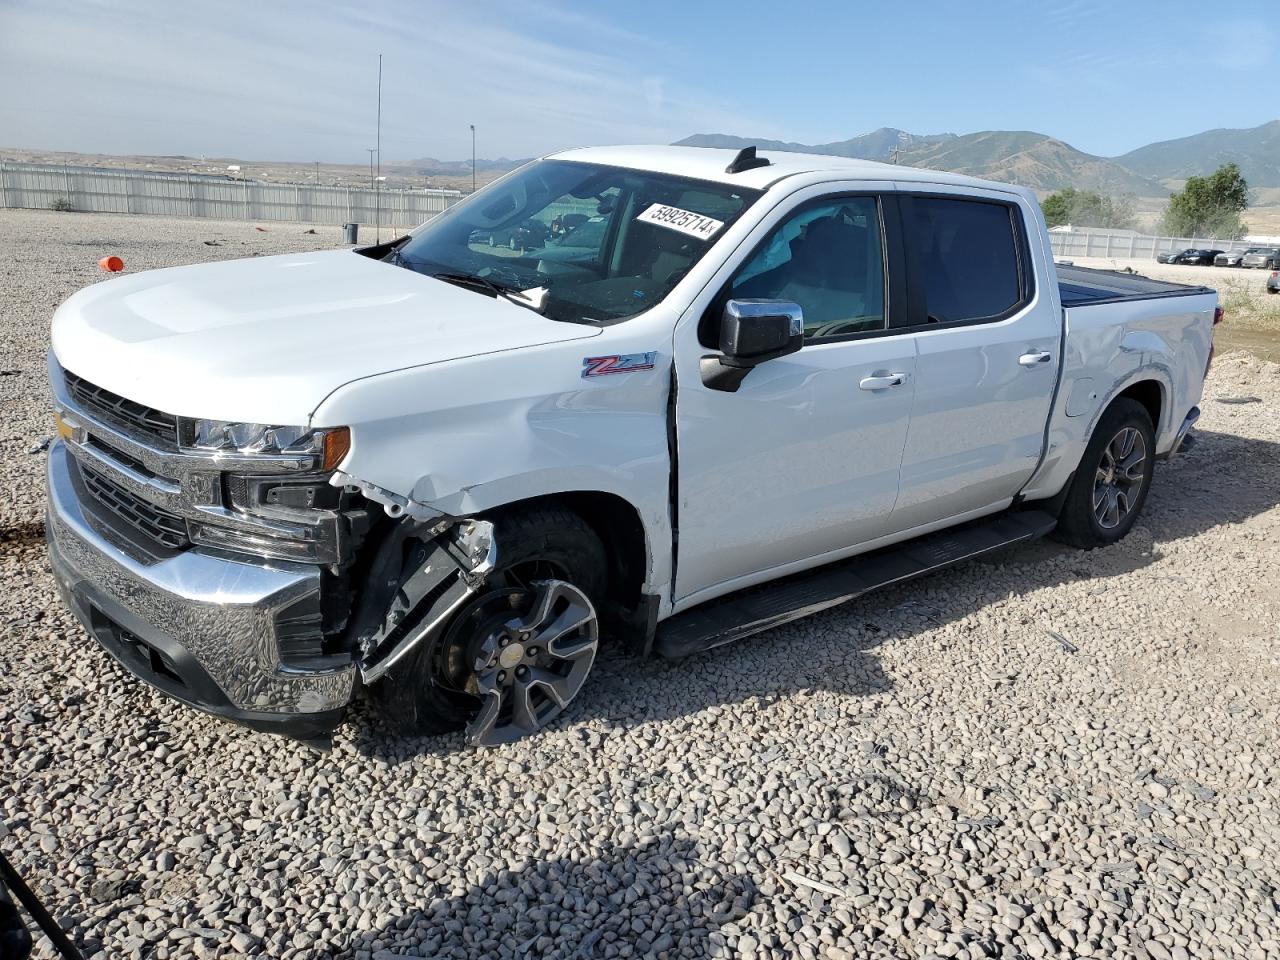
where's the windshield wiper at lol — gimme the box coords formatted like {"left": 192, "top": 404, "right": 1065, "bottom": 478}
{"left": 430, "top": 271, "right": 547, "bottom": 313}
{"left": 431, "top": 271, "right": 516, "bottom": 297}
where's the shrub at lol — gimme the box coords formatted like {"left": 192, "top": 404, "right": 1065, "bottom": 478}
{"left": 49, "top": 196, "right": 73, "bottom": 212}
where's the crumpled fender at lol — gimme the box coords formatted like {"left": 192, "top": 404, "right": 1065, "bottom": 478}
{"left": 310, "top": 325, "right": 677, "bottom": 595}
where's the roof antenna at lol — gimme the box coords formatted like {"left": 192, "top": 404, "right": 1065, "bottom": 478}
{"left": 725, "top": 145, "right": 771, "bottom": 174}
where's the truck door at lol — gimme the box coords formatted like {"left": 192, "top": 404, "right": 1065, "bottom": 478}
{"left": 672, "top": 190, "right": 916, "bottom": 607}
{"left": 889, "top": 190, "right": 1061, "bottom": 531}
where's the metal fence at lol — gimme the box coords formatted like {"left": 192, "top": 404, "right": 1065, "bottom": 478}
{"left": 1048, "top": 229, "right": 1262, "bottom": 261}
{"left": 4, "top": 164, "right": 1267, "bottom": 259}
{"left": 0, "top": 161, "right": 462, "bottom": 229}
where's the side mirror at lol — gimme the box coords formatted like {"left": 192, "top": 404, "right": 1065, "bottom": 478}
{"left": 701, "top": 299, "right": 804, "bottom": 392}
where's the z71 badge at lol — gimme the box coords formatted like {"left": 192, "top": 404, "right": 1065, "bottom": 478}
{"left": 581, "top": 352, "right": 658, "bottom": 378}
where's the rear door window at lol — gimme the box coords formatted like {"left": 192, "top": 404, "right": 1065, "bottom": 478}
{"left": 904, "top": 197, "right": 1028, "bottom": 324}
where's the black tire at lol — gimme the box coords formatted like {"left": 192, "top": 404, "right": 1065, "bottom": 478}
{"left": 1052, "top": 398, "right": 1156, "bottom": 549}
{"left": 374, "top": 506, "right": 607, "bottom": 737}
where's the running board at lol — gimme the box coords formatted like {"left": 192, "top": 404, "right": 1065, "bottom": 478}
{"left": 654, "top": 510, "right": 1058, "bottom": 659}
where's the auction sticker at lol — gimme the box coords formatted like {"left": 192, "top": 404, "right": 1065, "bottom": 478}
{"left": 636, "top": 203, "right": 724, "bottom": 240}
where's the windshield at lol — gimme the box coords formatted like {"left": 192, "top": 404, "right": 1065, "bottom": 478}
{"left": 389, "top": 160, "right": 760, "bottom": 324}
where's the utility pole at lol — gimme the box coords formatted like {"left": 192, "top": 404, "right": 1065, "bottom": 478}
{"left": 470, "top": 124, "right": 476, "bottom": 193}
{"left": 367, "top": 148, "right": 376, "bottom": 191}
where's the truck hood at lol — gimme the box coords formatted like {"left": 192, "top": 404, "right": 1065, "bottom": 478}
{"left": 51, "top": 249, "right": 600, "bottom": 424}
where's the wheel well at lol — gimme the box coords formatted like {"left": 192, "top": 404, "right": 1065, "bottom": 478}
{"left": 491, "top": 491, "right": 649, "bottom": 612}
{"left": 1117, "top": 380, "right": 1163, "bottom": 433}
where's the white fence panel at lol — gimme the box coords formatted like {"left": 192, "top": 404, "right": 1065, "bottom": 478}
{"left": 1049, "top": 229, "right": 1258, "bottom": 261}
{"left": 0, "top": 161, "right": 462, "bottom": 229}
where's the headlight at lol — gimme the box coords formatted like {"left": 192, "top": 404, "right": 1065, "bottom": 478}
{"left": 180, "top": 419, "right": 351, "bottom": 471}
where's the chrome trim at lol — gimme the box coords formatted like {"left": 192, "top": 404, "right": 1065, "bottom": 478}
{"left": 47, "top": 442, "right": 356, "bottom": 714}
{"left": 50, "top": 351, "right": 344, "bottom": 563}
{"left": 724, "top": 298, "right": 805, "bottom": 337}
{"left": 51, "top": 357, "right": 319, "bottom": 475}
{"left": 1166, "top": 406, "right": 1200, "bottom": 458}
{"left": 77, "top": 440, "right": 182, "bottom": 496}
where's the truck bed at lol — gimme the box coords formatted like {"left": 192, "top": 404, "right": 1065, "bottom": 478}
{"left": 1056, "top": 264, "right": 1214, "bottom": 308}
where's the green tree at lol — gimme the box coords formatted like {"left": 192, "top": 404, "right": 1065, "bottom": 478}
{"left": 1041, "top": 188, "right": 1075, "bottom": 228}
{"left": 1041, "top": 188, "right": 1136, "bottom": 230}
{"left": 1160, "top": 163, "right": 1248, "bottom": 239}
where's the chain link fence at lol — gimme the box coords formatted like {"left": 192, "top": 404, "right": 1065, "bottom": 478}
{"left": 0, "top": 161, "right": 462, "bottom": 229}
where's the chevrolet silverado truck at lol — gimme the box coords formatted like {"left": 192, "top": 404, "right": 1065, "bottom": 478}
{"left": 46, "top": 145, "right": 1218, "bottom": 745}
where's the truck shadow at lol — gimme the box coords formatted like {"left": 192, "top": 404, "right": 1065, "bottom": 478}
{"left": 335, "top": 824, "right": 758, "bottom": 959}
{"left": 346, "top": 428, "right": 1279, "bottom": 761}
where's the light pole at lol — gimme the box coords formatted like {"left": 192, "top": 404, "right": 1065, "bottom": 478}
{"left": 470, "top": 124, "right": 476, "bottom": 193}
{"left": 375, "top": 176, "right": 385, "bottom": 244}
{"left": 373, "top": 53, "right": 378, "bottom": 190}
{"left": 314, "top": 161, "right": 319, "bottom": 185}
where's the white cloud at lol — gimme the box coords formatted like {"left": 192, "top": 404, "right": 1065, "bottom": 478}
{"left": 0, "top": 0, "right": 769, "bottom": 161}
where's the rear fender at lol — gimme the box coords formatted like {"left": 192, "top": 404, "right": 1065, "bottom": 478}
{"left": 1020, "top": 291, "right": 1212, "bottom": 501}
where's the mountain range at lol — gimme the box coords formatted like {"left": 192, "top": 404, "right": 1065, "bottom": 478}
{"left": 676, "top": 120, "right": 1280, "bottom": 197}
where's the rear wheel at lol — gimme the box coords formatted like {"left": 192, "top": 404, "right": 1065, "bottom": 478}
{"left": 1053, "top": 398, "right": 1155, "bottom": 549}
{"left": 373, "top": 507, "right": 607, "bottom": 743}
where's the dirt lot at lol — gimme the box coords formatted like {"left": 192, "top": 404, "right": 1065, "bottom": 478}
{"left": 2, "top": 210, "right": 1279, "bottom": 960}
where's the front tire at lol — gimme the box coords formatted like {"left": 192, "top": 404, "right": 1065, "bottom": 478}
{"left": 1053, "top": 398, "right": 1155, "bottom": 549}
{"left": 373, "top": 507, "right": 607, "bottom": 743}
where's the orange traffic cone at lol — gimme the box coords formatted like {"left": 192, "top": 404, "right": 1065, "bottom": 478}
{"left": 98, "top": 256, "right": 124, "bottom": 272}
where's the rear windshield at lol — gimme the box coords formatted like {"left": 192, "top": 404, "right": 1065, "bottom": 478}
{"left": 392, "top": 160, "right": 760, "bottom": 324}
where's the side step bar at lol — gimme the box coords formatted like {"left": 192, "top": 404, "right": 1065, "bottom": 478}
{"left": 654, "top": 509, "right": 1058, "bottom": 659}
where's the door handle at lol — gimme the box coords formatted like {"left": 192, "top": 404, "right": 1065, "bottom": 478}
{"left": 859, "top": 373, "right": 907, "bottom": 390}
{"left": 1019, "top": 350, "right": 1053, "bottom": 367}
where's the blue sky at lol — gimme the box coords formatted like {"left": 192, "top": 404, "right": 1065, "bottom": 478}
{"left": 1, "top": 0, "right": 1275, "bottom": 163}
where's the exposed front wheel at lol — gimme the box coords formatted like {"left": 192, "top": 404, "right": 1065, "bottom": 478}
{"left": 1053, "top": 398, "right": 1156, "bottom": 549}
{"left": 373, "top": 508, "right": 606, "bottom": 744}
{"left": 465, "top": 580, "right": 598, "bottom": 744}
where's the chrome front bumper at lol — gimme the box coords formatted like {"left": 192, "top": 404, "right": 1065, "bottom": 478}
{"left": 46, "top": 442, "right": 356, "bottom": 736}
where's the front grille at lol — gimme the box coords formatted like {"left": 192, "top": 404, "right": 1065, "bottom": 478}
{"left": 65, "top": 371, "right": 178, "bottom": 446}
{"left": 80, "top": 463, "right": 190, "bottom": 550}
{"left": 83, "top": 438, "right": 152, "bottom": 477}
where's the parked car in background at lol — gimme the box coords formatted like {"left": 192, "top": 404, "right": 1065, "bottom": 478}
{"left": 1179, "top": 249, "right": 1224, "bottom": 266}
{"left": 1243, "top": 248, "right": 1280, "bottom": 270}
{"left": 1268, "top": 270, "right": 1279, "bottom": 294}
{"left": 1218, "top": 248, "right": 1276, "bottom": 268}
{"left": 1156, "top": 249, "right": 1192, "bottom": 264}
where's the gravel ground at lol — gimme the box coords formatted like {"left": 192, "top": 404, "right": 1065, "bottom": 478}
{"left": 2, "top": 209, "right": 1279, "bottom": 960}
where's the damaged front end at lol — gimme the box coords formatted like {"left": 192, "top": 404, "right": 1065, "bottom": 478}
{"left": 339, "top": 502, "right": 600, "bottom": 746}
{"left": 344, "top": 514, "right": 497, "bottom": 684}
{"left": 333, "top": 476, "right": 602, "bottom": 746}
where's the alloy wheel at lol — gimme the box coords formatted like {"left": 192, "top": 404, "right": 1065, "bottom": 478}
{"left": 459, "top": 579, "right": 598, "bottom": 745}
{"left": 1093, "top": 426, "right": 1147, "bottom": 529}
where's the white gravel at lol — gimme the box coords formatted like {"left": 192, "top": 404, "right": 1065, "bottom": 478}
{"left": 2, "top": 209, "right": 1279, "bottom": 960}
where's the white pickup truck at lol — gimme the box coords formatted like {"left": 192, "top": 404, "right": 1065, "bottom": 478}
{"left": 46, "top": 145, "right": 1218, "bottom": 745}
